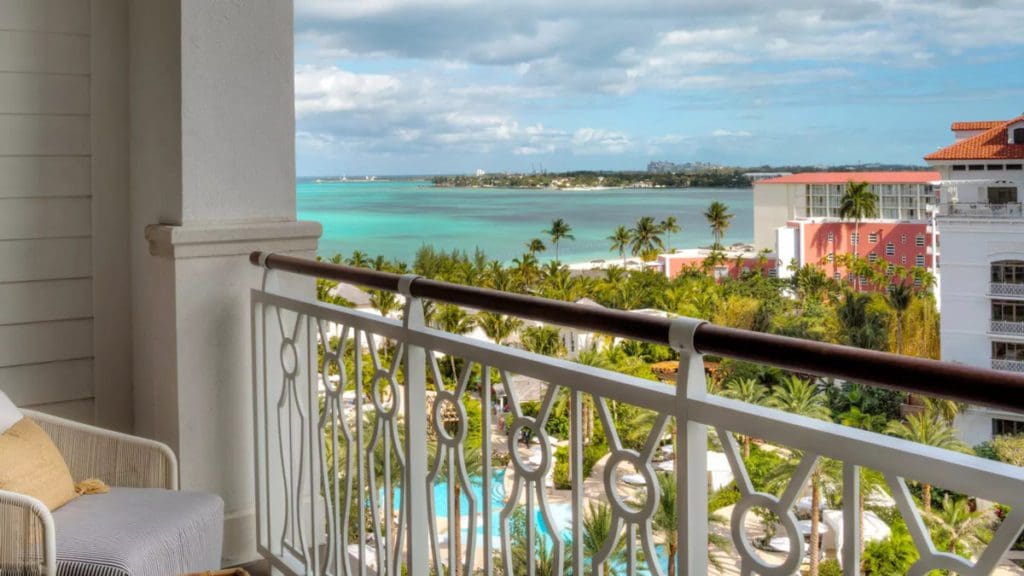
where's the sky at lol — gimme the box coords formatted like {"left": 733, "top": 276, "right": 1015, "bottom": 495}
{"left": 293, "top": 0, "right": 1024, "bottom": 177}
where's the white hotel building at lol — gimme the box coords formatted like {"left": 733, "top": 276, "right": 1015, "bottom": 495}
{"left": 928, "top": 116, "right": 1024, "bottom": 445}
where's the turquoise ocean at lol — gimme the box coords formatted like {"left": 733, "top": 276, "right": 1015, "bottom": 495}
{"left": 298, "top": 180, "right": 753, "bottom": 264}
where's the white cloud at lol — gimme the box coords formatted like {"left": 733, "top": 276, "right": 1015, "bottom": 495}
{"left": 711, "top": 129, "right": 753, "bottom": 138}
{"left": 571, "top": 128, "right": 634, "bottom": 155}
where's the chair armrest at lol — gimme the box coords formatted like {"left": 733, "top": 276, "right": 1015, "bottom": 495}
{"left": 23, "top": 410, "right": 179, "bottom": 490}
{"left": 0, "top": 489, "right": 56, "bottom": 576}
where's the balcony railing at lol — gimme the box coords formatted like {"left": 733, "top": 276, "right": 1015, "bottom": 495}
{"left": 250, "top": 252, "right": 1024, "bottom": 576}
{"left": 992, "top": 358, "right": 1024, "bottom": 373}
{"left": 991, "top": 320, "right": 1024, "bottom": 336}
{"left": 991, "top": 282, "right": 1024, "bottom": 298}
{"left": 939, "top": 202, "right": 1024, "bottom": 219}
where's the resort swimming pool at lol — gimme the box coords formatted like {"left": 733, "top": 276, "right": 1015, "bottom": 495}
{"left": 388, "top": 472, "right": 671, "bottom": 574}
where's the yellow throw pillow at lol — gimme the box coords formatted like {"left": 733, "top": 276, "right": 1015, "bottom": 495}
{"left": 0, "top": 417, "right": 78, "bottom": 511}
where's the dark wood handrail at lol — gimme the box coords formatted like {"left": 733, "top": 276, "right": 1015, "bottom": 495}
{"left": 252, "top": 251, "right": 1024, "bottom": 414}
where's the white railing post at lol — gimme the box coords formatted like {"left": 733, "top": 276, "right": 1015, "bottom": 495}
{"left": 400, "top": 275, "right": 428, "bottom": 576}
{"left": 670, "top": 317, "right": 708, "bottom": 576}
{"left": 842, "top": 463, "right": 860, "bottom": 575}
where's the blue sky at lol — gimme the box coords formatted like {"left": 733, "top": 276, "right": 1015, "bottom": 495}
{"left": 293, "top": 0, "right": 1024, "bottom": 177}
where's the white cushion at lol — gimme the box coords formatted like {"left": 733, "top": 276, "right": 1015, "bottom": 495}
{"left": 0, "top": 389, "right": 22, "bottom": 435}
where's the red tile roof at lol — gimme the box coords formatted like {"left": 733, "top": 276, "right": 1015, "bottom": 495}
{"left": 951, "top": 121, "right": 1003, "bottom": 131}
{"left": 757, "top": 171, "right": 940, "bottom": 185}
{"left": 926, "top": 115, "right": 1024, "bottom": 161}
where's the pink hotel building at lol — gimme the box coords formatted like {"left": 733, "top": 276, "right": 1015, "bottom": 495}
{"left": 751, "top": 171, "right": 941, "bottom": 285}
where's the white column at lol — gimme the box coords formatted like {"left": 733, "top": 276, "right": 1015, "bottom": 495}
{"left": 128, "top": 0, "right": 320, "bottom": 565}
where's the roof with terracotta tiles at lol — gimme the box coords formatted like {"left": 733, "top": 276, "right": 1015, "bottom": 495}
{"left": 951, "top": 121, "right": 1004, "bottom": 131}
{"left": 757, "top": 171, "right": 940, "bottom": 185}
{"left": 925, "top": 116, "right": 1024, "bottom": 161}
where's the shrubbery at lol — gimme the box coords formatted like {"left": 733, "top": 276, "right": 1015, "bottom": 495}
{"left": 817, "top": 558, "right": 842, "bottom": 576}
{"left": 708, "top": 483, "right": 741, "bottom": 511}
{"left": 552, "top": 442, "right": 608, "bottom": 489}
{"left": 862, "top": 524, "right": 918, "bottom": 575}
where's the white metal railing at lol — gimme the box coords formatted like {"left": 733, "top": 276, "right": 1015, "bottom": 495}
{"left": 940, "top": 203, "right": 1024, "bottom": 219}
{"left": 991, "top": 282, "right": 1024, "bottom": 298}
{"left": 252, "top": 286, "right": 1024, "bottom": 576}
{"left": 992, "top": 358, "right": 1024, "bottom": 373}
{"left": 991, "top": 320, "right": 1024, "bottom": 336}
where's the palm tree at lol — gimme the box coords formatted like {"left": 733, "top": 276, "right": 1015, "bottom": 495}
{"left": 703, "top": 201, "right": 733, "bottom": 249}
{"left": 838, "top": 181, "right": 879, "bottom": 291}
{"left": 433, "top": 410, "right": 484, "bottom": 575}
{"left": 885, "top": 410, "right": 970, "bottom": 512}
{"left": 543, "top": 218, "right": 574, "bottom": 262}
{"left": 628, "top": 216, "right": 664, "bottom": 260}
{"left": 926, "top": 495, "right": 993, "bottom": 558}
{"left": 838, "top": 409, "right": 888, "bottom": 555}
{"left": 767, "top": 376, "right": 830, "bottom": 575}
{"left": 607, "top": 225, "right": 633, "bottom": 267}
{"left": 721, "top": 378, "right": 767, "bottom": 457}
{"left": 520, "top": 325, "right": 564, "bottom": 357}
{"left": 659, "top": 216, "right": 681, "bottom": 251}
{"left": 637, "top": 472, "right": 730, "bottom": 576}
{"left": 886, "top": 282, "right": 914, "bottom": 354}
{"left": 477, "top": 312, "right": 523, "bottom": 346}
{"left": 512, "top": 252, "right": 540, "bottom": 290}
{"left": 526, "top": 238, "right": 547, "bottom": 255}
{"left": 346, "top": 250, "right": 371, "bottom": 268}
{"left": 369, "top": 289, "right": 400, "bottom": 318}
{"left": 579, "top": 501, "right": 626, "bottom": 574}
{"left": 432, "top": 304, "right": 476, "bottom": 378}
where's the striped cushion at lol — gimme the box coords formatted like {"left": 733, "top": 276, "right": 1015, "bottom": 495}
{"left": 53, "top": 487, "right": 223, "bottom": 576}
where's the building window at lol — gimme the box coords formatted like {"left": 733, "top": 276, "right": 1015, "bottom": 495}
{"left": 992, "top": 300, "right": 1024, "bottom": 322}
{"left": 868, "top": 253, "right": 878, "bottom": 263}
{"left": 914, "top": 277, "right": 922, "bottom": 288}
{"left": 969, "top": 164, "right": 985, "bottom": 171}
{"left": 827, "top": 231, "right": 834, "bottom": 243}
{"left": 988, "top": 164, "right": 1005, "bottom": 171}
{"left": 1014, "top": 127, "right": 1024, "bottom": 144}
{"left": 768, "top": 267, "right": 778, "bottom": 278}
{"left": 826, "top": 253, "right": 834, "bottom": 263}
{"left": 915, "top": 254, "right": 925, "bottom": 267}
{"left": 834, "top": 271, "right": 841, "bottom": 280}
{"left": 1008, "top": 164, "right": 1023, "bottom": 171}
{"left": 988, "top": 186, "right": 1018, "bottom": 204}
{"left": 851, "top": 232, "right": 859, "bottom": 245}
{"left": 901, "top": 255, "right": 907, "bottom": 265}
{"left": 952, "top": 165, "right": 966, "bottom": 171}
{"left": 885, "top": 243, "right": 896, "bottom": 256}
{"left": 993, "top": 341, "right": 1024, "bottom": 361}
{"left": 992, "top": 261, "right": 1024, "bottom": 284}
{"left": 887, "top": 264, "right": 895, "bottom": 274}
{"left": 916, "top": 234, "right": 925, "bottom": 247}
{"left": 859, "top": 274, "right": 868, "bottom": 285}
{"left": 993, "top": 418, "right": 1024, "bottom": 436}
{"left": 868, "top": 232, "right": 879, "bottom": 244}
{"left": 900, "top": 233, "right": 907, "bottom": 244}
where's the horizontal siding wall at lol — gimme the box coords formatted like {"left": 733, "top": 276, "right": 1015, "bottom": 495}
{"left": 0, "top": 0, "right": 94, "bottom": 421}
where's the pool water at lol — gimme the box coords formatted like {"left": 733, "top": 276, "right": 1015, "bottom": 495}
{"left": 387, "top": 472, "right": 672, "bottom": 574}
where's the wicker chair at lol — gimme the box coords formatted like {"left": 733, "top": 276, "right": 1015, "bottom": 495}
{"left": 0, "top": 410, "right": 224, "bottom": 576}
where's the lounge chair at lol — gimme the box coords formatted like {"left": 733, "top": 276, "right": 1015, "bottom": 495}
{"left": 0, "top": 410, "right": 224, "bottom": 576}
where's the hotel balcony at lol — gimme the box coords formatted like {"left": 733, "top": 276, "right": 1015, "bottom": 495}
{"left": 991, "top": 320, "right": 1024, "bottom": 336}
{"left": 991, "top": 358, "right": 1024, "bottom": 373}
{"left": 992, "top": 282, "right": 1024, "bottom": 299}
{"left": 939, "top": 203, "right": 1024, "bottom": 219}
{"left": 2, "top": 3, "right": 1024, "bottom": 576}
{"left": 245, "top": 252, "right": 1024, "bottom": 576}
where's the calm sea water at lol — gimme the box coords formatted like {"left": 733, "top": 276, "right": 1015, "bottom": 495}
{"left": 298, "top": 180, "right": 753, "bottom": 263}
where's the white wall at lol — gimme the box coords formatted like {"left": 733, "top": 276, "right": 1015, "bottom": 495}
{"left": 939, "top": 217, "right": 1024, "bottom": 442}
{"left": 753, "top": 182, "right": 800, "bottom": 250}
{"left": 0, "top": 0, "right": 97, "bottom": 422}
{"left": 128, "top": 0, "right": 321, "bottom": 565}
